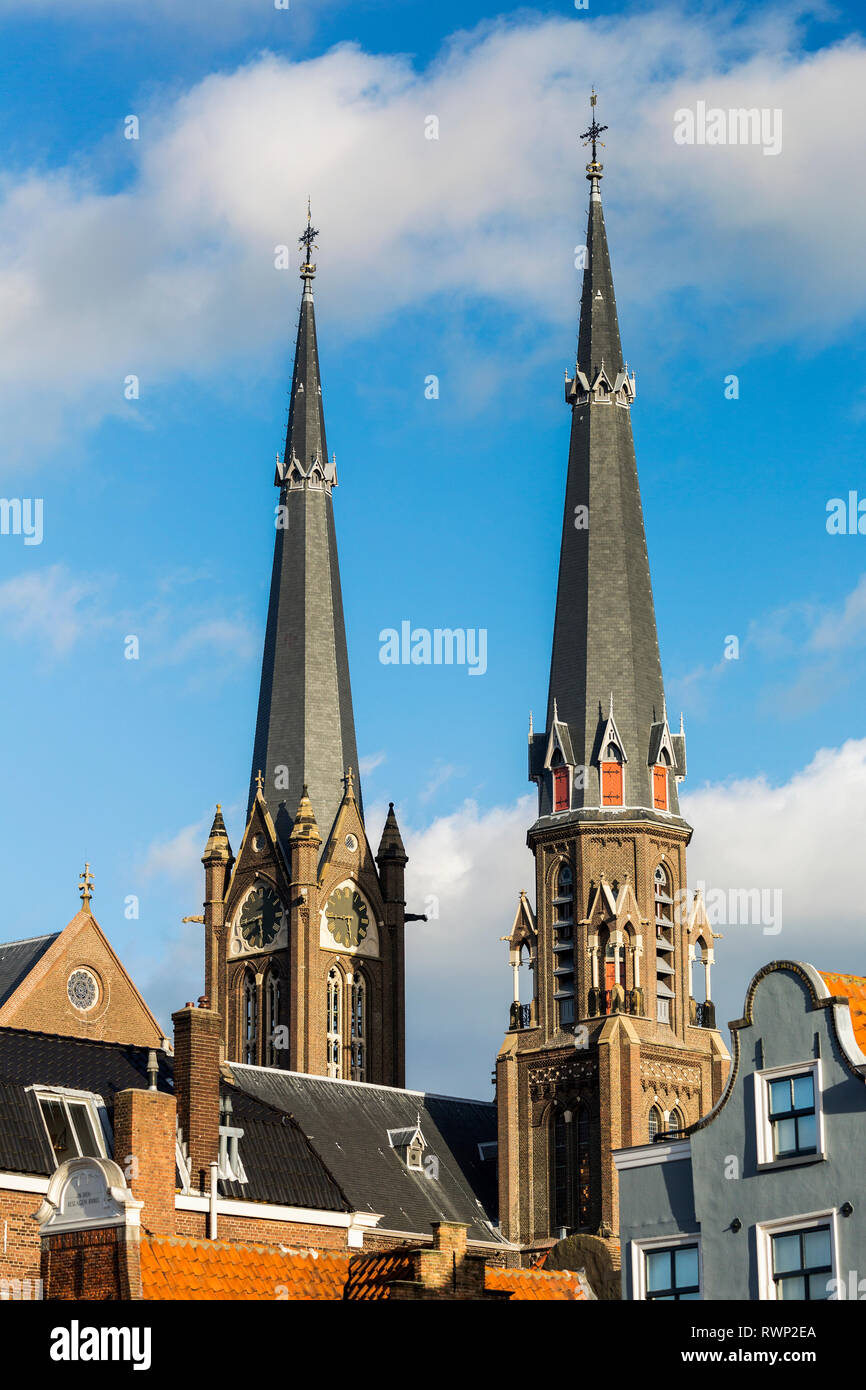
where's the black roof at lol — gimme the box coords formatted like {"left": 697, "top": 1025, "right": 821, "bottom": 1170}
{"left": 218, "top": 1085, "right": 348, "bottom": 1212}
{"left": 0, "top": 1028, "right": 348, "bottom": 1214}
{"left": 227, "top": 1065, "right": 501, "bottom": 1244}
{"left": 0, "top": 1026, "right": 173, "bottom": 1177}
{"left": 0, "top": 934, "right": 59, "bottom": 1007}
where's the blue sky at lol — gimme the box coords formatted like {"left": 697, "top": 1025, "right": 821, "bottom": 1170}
{"left": 1, "top": 0, "right": 865, "bottom": 1096}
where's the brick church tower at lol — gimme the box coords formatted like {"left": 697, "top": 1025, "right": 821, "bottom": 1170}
{"left": 496, "top": 103, "right": 729, "bottom": 1252}
{"left": 201, "top": 212, "right": 408, "bottom": 1086}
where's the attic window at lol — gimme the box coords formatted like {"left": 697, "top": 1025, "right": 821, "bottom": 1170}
{"left": 407, "top": 1138, "right": 424, "bottom": 1171}
{"left": 553, "top": 765, "right": 569, "bottom": 813}
{"left": 35, "top": 1089, "right": 108, "bottom": 1168}
{"left": 653, "top": 765, "right": 668, "bottom": 811}
{"left": 601, "top": 753, "right": 623, "bottom": 806}
{"left": 388, "top": 1124, "right": 428, "bottom": 1173}
{"left": 218, "top": 1096, "right": 248, "bottom": 1185}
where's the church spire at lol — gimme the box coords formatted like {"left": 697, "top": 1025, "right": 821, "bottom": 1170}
{"left": 538, "top": 96, "right": 685, "bottom": 817}
{"left": 249, "top": 210, "right": 361, "bottom": 855}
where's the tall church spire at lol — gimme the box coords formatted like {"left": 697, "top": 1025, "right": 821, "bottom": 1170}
{"left": 537, "top": 96, "right": 685, "bottom": 818}
{"left": 249, "top": 209, "right": 361, "bottom": 855}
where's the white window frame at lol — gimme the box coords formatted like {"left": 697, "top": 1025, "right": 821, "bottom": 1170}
{"left": 755, "top": 1209, "right": 839, "bottom": 1301}
{"left": 30, "top": 1086, "right": 111, "bottom": 1166}
{"left": 631, "top": 1232, "right": 703, "bottom": 1302}
{"left": 753, "top": 1059, "right": 825, "bottom": 1169}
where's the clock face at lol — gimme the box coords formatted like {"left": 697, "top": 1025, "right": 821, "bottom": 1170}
{"left": 239, "top": 885, "right": 282, "bottom": 951}
{"left": 324, "top": 885, "right": 369, "bottom": 950}
{"left": 68, "top": 969, "right": 98, "bottom": 1012}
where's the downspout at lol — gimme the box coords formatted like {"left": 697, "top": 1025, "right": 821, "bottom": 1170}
{"left": 209, "top": 1162, "right": 219, "bottom": 1240}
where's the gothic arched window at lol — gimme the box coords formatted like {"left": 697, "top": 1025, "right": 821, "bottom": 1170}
{"left": 601, "top": 742, "right": 624, "bottom": 806}
{"left": 649, "top": 1105, "right": 662, "bottom": 1141}
{"left": 350, "top": 972, "right": 366, "bottom": 1081}
{"left": 669, "top": 1107, "right": 684, "bottom": 1137}
{"left": 327, "top": 967, "right": 343, "bottom": 1079}
{"left": 550, "top": 1104, "right": 592, "bottom": 1235}
{"left": 551, "top": 749, "right": 570, "bottom": 813}
{"left": 654, "top": 864, "right": 675, "bottom": 1026}
{"left": 264, "top": 969, "right": 282, "bottom": 1067}
{"left": 242, "top": 971, "right": 257, "bottom": 1065}
{"left": 553, "top": 865, "right": 575, "bottom": 1029}
{"left": 653, "top": 749, "right": 670, "bottom": 811}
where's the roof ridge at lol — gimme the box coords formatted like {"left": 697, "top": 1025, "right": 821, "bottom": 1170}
{"left": 0, "top": 1023, "right": 170, "bottom": 1056}
{"left": 229, "top": 1062, "right": 493, "bottom": 1109}
{"left": 0, "top": 932, "right": 60, "bottom": 950}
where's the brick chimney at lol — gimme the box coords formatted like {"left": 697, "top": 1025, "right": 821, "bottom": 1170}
{"left": 386, "top": 1222, "right": 506, "bottom": 1301}
{"left": 114, "top": 1086, "right": 177, "bottom": 1237}
{"left": 172, "top": 1004, "right": 221, "bottom": 1195}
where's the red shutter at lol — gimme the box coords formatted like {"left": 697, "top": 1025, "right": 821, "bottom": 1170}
{"left": 601, "top": 762, "right": 623, "bottom": 806}
{"left": 653, "top": 765, "right": 668, "bottom": 810}
{"left": 553, "top": 766, "right": 569, "bottom": 812}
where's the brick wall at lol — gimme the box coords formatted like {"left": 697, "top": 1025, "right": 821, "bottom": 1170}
{"left": 40, "top": 1226, "right": 140, "bottom": 1301}
{"left": 0, "top": 1189, "right": 43, "bottom": 1285}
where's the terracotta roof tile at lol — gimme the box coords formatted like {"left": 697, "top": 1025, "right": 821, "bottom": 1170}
{"left": 818, "top": 970, "right": 866, "bottom": 1055}
{"left": 486, "top": 1267, "right": 592, "bottom": 1300}
{"left": 140, "top": 1238, "right": 351, "bottom": 1301}
{"left": 140, "top": 1237, "right": 595, "bottom": 1301}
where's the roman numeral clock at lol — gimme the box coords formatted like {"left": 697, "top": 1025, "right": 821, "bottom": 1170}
{"left": 229, "top": 883, "right": 288, "bottom": 958}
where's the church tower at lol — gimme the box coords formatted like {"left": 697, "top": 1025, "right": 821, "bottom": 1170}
{"left": 496, "top": 102, "right": 729, "bottom": 1253}
{"left": 202, "top": 212, "right": 408, "bottom": 1086}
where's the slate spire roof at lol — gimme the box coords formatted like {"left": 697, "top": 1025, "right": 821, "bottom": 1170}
{"left": 534, "top": 107, "right": 685, "bottom": 818}
{"left": 249, "top": 218, "right": 361, "bottom": 855}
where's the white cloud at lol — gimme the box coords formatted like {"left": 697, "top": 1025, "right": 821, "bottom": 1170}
{"left": 2, "top": 12, "right": 866, "bottom": 457}
{"left": 0, "top": 563, "right": 102, "bottom": 655}
{"left": 358, "top": 750, "right": 386, "bottom": 777}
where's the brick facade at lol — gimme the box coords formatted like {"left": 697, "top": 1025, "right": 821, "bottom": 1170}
{"left": 0, "top": 909, "right": 164, "bottom": 1048}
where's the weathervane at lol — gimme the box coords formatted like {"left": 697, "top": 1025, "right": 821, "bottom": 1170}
{"left": 79, "top": 862, "right": 94, "bottom": 908}
{"left": 580, "top": 88, "right": 608, "bottom": 169}
{"left": 299, "top": 197, "right": 319, "bottom": 278}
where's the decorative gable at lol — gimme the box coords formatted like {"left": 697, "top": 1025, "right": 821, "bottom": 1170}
{"left": 0, "top": 908, "right": 164, "bottom": 1049}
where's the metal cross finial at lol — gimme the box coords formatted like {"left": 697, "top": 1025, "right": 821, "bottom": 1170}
{"left": 299, "top": 198, "right": 319, "bottom": 276}
{"left": 79, "top": 862, "right": 94, "bottom": 907}
{"left": 580, "top": 88, "right": 608, "bottom": 164}
{"left": 255, "top": 769, "right": 265, "bottom": 795}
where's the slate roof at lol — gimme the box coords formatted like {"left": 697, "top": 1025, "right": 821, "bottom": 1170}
{"left": 0, "top": 934, "right": 59, "bottom": 1007}
{"left": 0, "top": 1028, "right": 347, "bottom": 1213}
{"left": 226, "top": 1064, "right": 501, "bottom": 1244}
{"left": 248, "top": 259, "right": 361, "bottom": 855}
{"left": 0, "top": 1026, "right": 173, "bottom": 1177}
{"left": 217, "top": 1085, "right": 348, "bottom": 1211}
{"left": 139, "top": 1236, "right": 593, "bottom": 1301}
{"left": 540, "top": 157, "right": 683, "bottom": 818}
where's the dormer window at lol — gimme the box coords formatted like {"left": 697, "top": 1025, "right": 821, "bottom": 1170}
{"left": 35, "top": 1089, "right": 108, "bottom": 1167}
{"left": 601, "top": 743, "right": 624, "bottom": 806}
{"left": 388, "top": 1123, "right": 429, "bottom": 1174}
{"left": 551, "top": 750, "right": 569, "bottom": 813}
{"left": 218, "top": 1095, "right": 248, "bottom": 1185}
{"left": 653, "top": 749, "right": 671, "bottom": 811}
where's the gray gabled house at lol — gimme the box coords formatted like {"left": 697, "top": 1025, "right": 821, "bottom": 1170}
{"left": 614, "top": 960, "right": 866, "bottom": 1300}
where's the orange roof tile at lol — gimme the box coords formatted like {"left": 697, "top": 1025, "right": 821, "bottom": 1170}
{"left": 140, "top": 1238, "right": 351, "bottom": 1301}
{"left": 140, "top": 1237, "right": 594, "bottom": 1301}
{"left": 818, "top": 970, "right": 866, "bottom": 1055}
{"left": 486, "top": 1267, "right": 592, "bottom": 1301}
